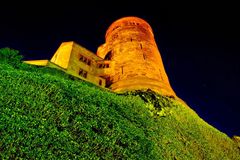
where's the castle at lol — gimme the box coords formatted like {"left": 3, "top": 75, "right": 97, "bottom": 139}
{"left": 25, "top": 17, "right": 176, "bottom": 97}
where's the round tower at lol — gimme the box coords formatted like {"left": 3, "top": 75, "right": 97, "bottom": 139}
{"left": 97, "top": 16, "right": 176, "bottom": 96}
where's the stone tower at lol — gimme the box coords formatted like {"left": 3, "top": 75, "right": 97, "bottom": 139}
{"left": 97, "top": 17, "right": 176, "bottom": 96}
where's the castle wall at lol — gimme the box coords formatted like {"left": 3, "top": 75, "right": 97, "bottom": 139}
{"left": 66, "top": 42, "right": 106, "bottom": 87}
{"left": 97, "top": 17, "right": 176, "bottom": 96}
{"left": 24, "top": 17, "right": 176, "bottom": 97}
{"left": 50, "top": 42, "right": 72, "bottom": 69}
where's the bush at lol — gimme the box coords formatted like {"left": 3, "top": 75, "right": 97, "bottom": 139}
{"left": 0, "top": 47, "right": 23, "bottom": 67}
{"left": 0, "top": 48, "right": 239, "bottom": 159}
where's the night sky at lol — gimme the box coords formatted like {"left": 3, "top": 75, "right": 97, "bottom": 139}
{"left": 0, "top": 3, "right": 239, "bottom": 137}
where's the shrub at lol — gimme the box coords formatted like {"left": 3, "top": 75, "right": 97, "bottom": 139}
{"left": 0, "top": 48, "right": 239, "bottom": 159}
{"left": 0, "top": 47, "right": 23, "bottom": 67}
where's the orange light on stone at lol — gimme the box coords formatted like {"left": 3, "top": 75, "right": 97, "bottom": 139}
{"left": 50, "top": 42, "right": 74, "bottom": 69}
{"left": 24, "top": 16, "right": 177, "bottom": 98}
{"left": 24, "top": 60, "right": 49, "bottom": 66}
{"left": 97, "top": 16, "right": 176, "bottom": 96}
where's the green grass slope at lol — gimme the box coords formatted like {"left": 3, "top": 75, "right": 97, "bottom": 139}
{"left": 0, "top": 48, "right": 240, "bottom": 159}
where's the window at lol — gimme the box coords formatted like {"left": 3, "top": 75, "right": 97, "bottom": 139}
{"left": 143, "top": 53, "right": 146, "bottom": 60}
{"left": 105, "top": 77, "right": 112, "bottom": 88}
{"left": 98, "top": 64, "right": 103, "bottom": 68}
{"left": 98, "top": 63, "right": 110, "bottom": 68}
{"left": 83, "top": 72, "right": 87, "bottom": 78}
{"left": 79, "top": 68, "right": 87, "bottom": 78}
{"left": 99, "top": 80, "right": 102, "bottom": 86}
{"left": 79, "top": 55, "right": 84, "bottom": 61}
{"left": 87, "top": 60, "right": 91, "bottom": 66}
{"left": 79, "top": 54, "right": 91, "bottom": 66}
{"left": 79, "top": 69, "right": 83, "bottom": 75}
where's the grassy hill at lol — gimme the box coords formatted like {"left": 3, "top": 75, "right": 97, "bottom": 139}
{"left": 0, "top": 48, "right": 240, "bottom": 159}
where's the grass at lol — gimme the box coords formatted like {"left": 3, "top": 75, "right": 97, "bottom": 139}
{"left": 0, "top": 48, "right": 239, "bottom": 159}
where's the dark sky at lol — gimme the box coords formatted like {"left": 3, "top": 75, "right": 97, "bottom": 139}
{"left": 0, "top": 2, "right": 239, "bottom": 137}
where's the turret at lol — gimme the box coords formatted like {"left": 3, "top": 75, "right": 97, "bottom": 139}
{"left": 97, "top": 17, "right": 176, "bottom": 96}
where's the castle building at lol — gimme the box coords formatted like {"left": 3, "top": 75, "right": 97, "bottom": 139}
{"left": 25, "top": 17, "right": 176, "bottom": 97}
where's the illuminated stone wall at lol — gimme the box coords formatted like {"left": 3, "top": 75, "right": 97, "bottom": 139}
{"left": 97, "top": 17, "right": 176, "bottom": 96}
{"left": 24, "top": 60, "right": 49, "bottom": 66}
{"left": 24, "top": 17, "right": 176, "bottom": 97}
{"left": 50, "top": 42, "right": 106, "bottom": 87}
